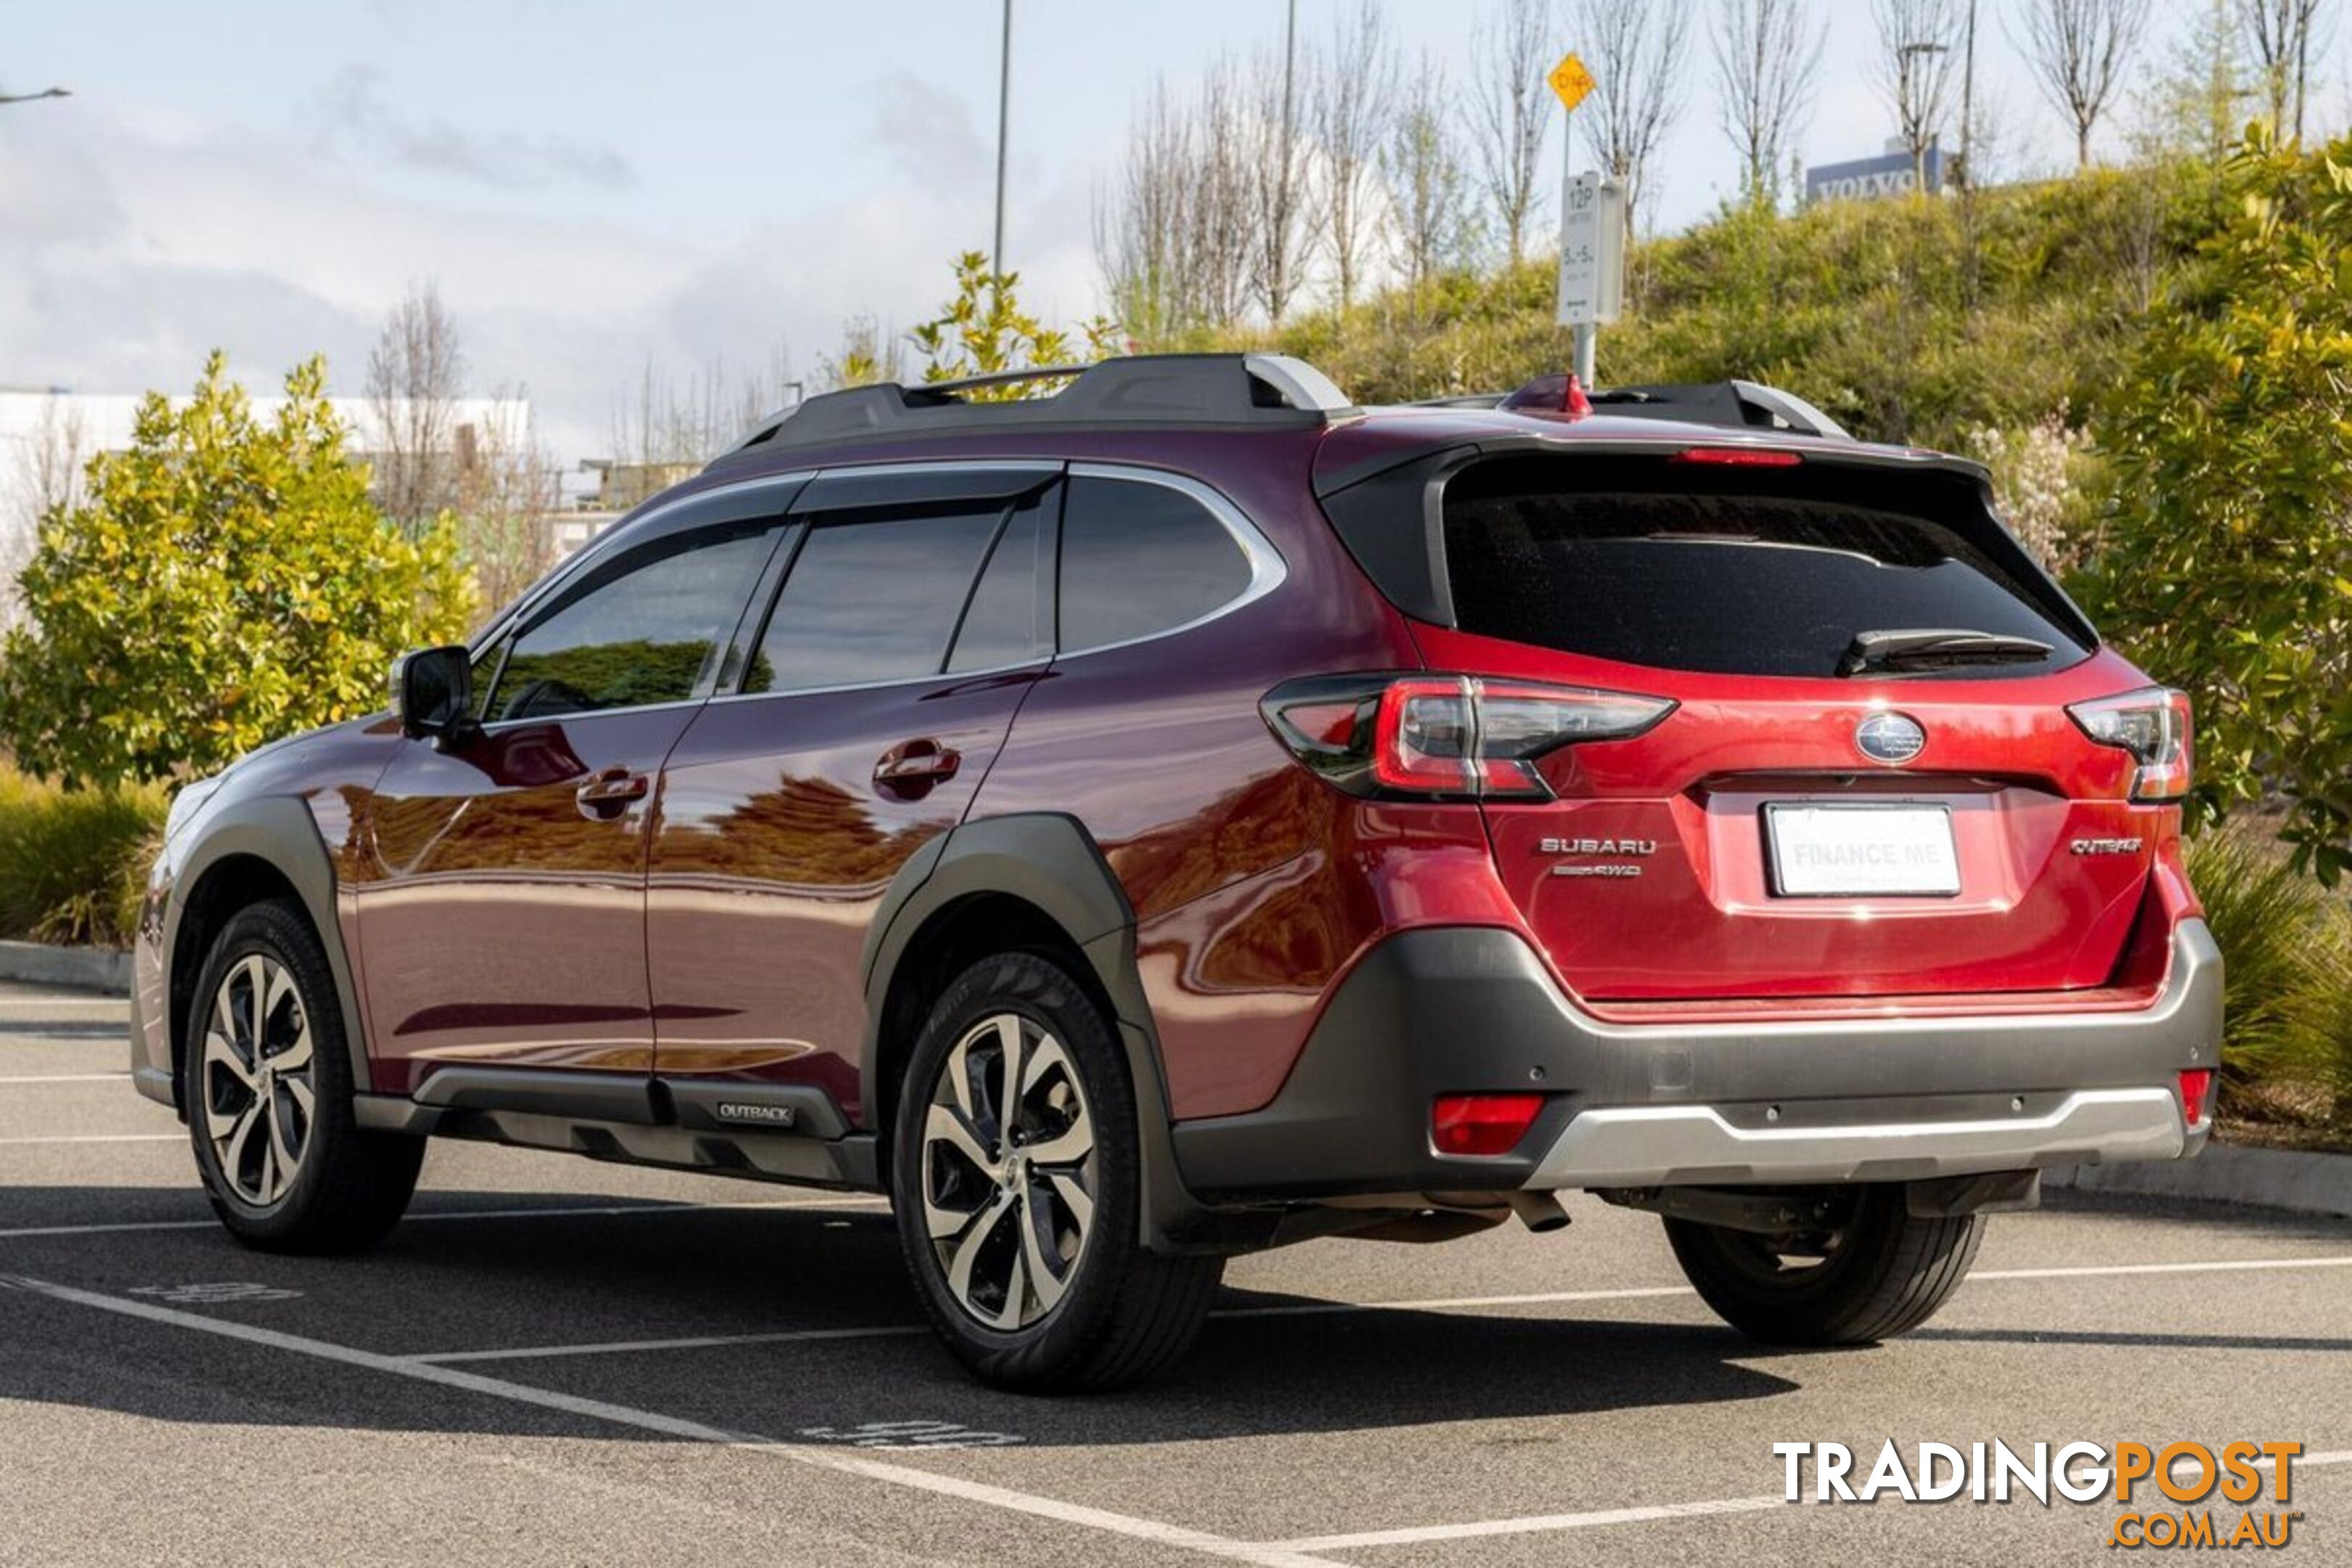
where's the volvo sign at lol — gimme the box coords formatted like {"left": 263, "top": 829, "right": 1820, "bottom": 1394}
{"left": 1805, "top": 144, "right": 1943, "bottom": 205}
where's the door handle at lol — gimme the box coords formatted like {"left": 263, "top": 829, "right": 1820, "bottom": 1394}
{"left": 575, "top": 767, "right": 651, "bottom": 818}
{"left": 873, "top": 739, "right": 961, "bottom": 793}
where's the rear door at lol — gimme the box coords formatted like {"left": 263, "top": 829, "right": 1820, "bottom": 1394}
{"left": 1406, "top": 449, "right": 2155, "bottom": 1003}
{"left": 645, "top": 465, "right": 1058, "bottom": 1118}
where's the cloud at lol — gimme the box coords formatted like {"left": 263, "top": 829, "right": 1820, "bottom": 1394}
{"left": 316, "top": 65, "right": 635, "bottom": 192}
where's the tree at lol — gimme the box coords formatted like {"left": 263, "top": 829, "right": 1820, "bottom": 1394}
{"left": 910, "top": 252, "right": 1116, "bottom": 399}
{"left": 2018, "top": 0, "right": 2151, "bottom": 166}
{"left": 2237, "top": 0, "right": 2329, "bottom": 140}
{"left": 2081, "top": 129, "right": 2352, "bottom": 883}
{"left": 1312, "top": 2, "right": 1395, "bottom": 309}
{"left": 1568, "top": 0, "right": 1693, "bottom": 244}
{"left": 1246, "top": 37, "right": 1312, "bottom": 321}
{"left": 2, "top": 394, "right": 87, "bottom": 634}
{"left": 1710, "top": 0, "right": 1826, "bottom": 208}
{"left": 1467, "top": 0, "right": 1555, "bottom": 264}
{"left": 1872, "top": 0, "right": 1962, "bottom": 192}
{"left": 1096, "top": 64, "right": 1256, "bottom": 340}
{"left": 0, "top": 354, "right": 475, "bottom": 786}
{"left": 1383, "top": 58, "right": 1478, "bottom": 309}
{"left": 364, "top": 279, "right": 466, "bottom": 534}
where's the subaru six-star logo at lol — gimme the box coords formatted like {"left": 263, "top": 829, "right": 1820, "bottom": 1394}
{"left": 1855, "top": 711, "right": 1927, "bottom": 764}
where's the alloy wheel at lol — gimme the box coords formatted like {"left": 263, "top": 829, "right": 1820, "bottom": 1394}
{"left": 918, "top": 1011, "right": 1097, "bottom": 1330}
{"left": 202, "top": 953, "right": 316, "bottom": 1206}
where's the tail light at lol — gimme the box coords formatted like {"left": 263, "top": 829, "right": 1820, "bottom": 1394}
{"left": 1432, "top": 1093, "right": 1548, "bottom": 1156}
{"left": 1262, "top": 674, "right": 1675, "bottom": 801}
{"left": 2068, "top": 687, "right": 2193, "bottom": 802}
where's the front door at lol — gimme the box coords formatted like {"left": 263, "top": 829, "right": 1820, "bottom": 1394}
{"left": 647, "top": 468, "right": 1059, "bottom": 1123}
{"left": 355, "top": 507, "right": 789, "bottom": 1096}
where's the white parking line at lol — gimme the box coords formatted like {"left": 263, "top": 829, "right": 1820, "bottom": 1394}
{"left": 0, "top": 1134, "right": 181, "bottom": 1145}
{"left": 0, "top": 1272, "right": 1352, "bottom": 1568}
{"left": 414, "top": 1323, "right": 929, "bottom": 1364}
{"left": 0, "top": 1192, "right": 890, "bottom": 1241}
{"left": 391, "top": 1254, "right": 2352, "bottom": 1364}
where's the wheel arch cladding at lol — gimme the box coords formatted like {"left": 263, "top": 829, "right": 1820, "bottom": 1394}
{"left": 168, "top": 797, "right": 370, "bottom": 1108}
{"left": 861, "top": 813, "right": 1207, "bottom": 1249}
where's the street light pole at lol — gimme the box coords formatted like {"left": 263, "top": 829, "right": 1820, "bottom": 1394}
{"left": 992, "top": 0, "right": 1013, "bottom": 279}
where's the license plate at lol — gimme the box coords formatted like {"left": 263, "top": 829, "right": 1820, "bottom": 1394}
{"left": 1765, "top": 804, "right": 1960, "bottom": 897}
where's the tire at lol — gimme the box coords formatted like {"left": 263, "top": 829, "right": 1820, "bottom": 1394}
{"left": 1665, "top": 1184, "right": 1984, "bottom": 1346}
{"left": 891, "top": 950, "right": 1222, "bottom": 1393}
{"left": 183, "top": 898, "right": 423, "bottom": 1253}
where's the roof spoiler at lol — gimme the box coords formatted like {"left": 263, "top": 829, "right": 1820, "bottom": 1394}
{"left": 1413, "top": 378, "right": 1853, "bottom": 440}
{"left": 713, "top": 354, "right": 1356, "bottom": 466}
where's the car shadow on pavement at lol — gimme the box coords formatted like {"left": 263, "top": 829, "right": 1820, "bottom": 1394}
{"left": 0, "top": 1186, "right": 1804, "bottom": 1446}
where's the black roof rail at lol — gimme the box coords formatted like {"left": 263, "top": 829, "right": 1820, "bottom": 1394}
{"left": 712, "top": 353, "right": 1356, "bottom": 467}
{"left": 1413, "top": 377, "right": 1852, "bottom": 439}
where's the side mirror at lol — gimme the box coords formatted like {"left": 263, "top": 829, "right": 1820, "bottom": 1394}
{"left": 391, "top": 645, "right": 475, "bottom": 744}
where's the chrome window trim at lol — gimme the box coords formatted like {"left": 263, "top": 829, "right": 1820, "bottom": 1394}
{"left": 1053, "top": 461, "right": 1289, "bottom": 660}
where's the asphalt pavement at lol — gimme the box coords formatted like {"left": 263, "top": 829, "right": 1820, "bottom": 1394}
{"left": 1, "top": 978, "right": 2345, "bottom": 1567}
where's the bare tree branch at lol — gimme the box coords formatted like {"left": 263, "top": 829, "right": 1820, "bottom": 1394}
{"left": 1567, "top": 0, "right": 1693, "bottom": 242}
{"left": 1872, "top": 0, "right": 1963, "bottom": 189}
{"left": 1383, "top": 54, "right": 1478, "bottom": 310}
{"left": 1710, "top": 0, "right": 1826, "bottom": 207}
{"left": 364, "top": 279, "right": 465, "bottom": 534}
{"left": 1466, "top": 0, "right": 1554, "bottom": 265}
{"left": 2237, "top": 0, "right": 2329, "bottom": 139}
{"left": 2017, "top": 0, "right": 2150, "bottom": 166}
{"left": 1313, "top": 1, "right": 1396, "bottom": 310}
{"left": 1246, "top": 36, "right": 1312, "bottom": 320}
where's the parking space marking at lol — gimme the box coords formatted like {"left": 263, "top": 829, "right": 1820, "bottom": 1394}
{"left": 0, "top": 1133, "right": 181, "bottom": 1145}
{"left": 0, "top": 1073, "right": 129, "bottom": 1083}
{"left": 0, "top": 1192, "right": 891, "bottom": 1242}
{"left": 0, "top": 1272, "right": 1353, "bottom": 1568}
{"left": 391, "top": 1254, "right": 2352, "bottom": 1365}
{"left": 412, "top": 1323, "right": 928, "bottom": 1363}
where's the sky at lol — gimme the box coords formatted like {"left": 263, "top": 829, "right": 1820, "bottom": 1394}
{"left": 0, "top": 1, "right": 2289, "bottom": 470}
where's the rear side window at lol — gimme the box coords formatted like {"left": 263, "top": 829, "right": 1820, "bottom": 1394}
{"left": 1440, "top": 457, "right": 2091, "bottom": 679}
{"left": 747, "top": 507, "right": 1003, "bottom": 693}
{"left": 1058, "top": 475, "right": 1254, "bottom": 653}
{"left": 947, "top": 499, "right": 1053, "bottom": 671}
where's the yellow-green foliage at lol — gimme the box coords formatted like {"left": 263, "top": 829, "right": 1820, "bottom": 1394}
{"left": 0, "top": 352, "right": 477, "bottom": 787}
{"left": 1200, "top": 164, "right": 2208, "bottom": 454}
{"left": 2184, "top": 827, "right": 2352, "bottom": 1127}
{"left": 0, "top": 764, "right": 166, "bottom": 948}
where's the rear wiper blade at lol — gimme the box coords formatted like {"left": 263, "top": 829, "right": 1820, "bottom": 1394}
{"left": 1838, "top": 628, "right": 2054, "bottom": 677}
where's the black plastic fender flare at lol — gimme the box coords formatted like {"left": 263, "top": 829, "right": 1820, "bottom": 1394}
{"left": 164, "top": 795, "right": 374, "bottom": 1107}
{"left": 859, "top": 812, "right": 1208, "bottom": 1249}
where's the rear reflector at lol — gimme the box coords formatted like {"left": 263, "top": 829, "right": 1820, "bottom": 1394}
{"left": 1262, "top": 674, "right": 1675, "bottom": 801}
{"left": 2178, "top": 1068, "right": 2213, "bottom": 1129}
{"left": 1432, "top": 1093, "right": 1547, "bottom": 1156}
{"left": 1668, "top": 446, "right": 1804, "bottom": 467}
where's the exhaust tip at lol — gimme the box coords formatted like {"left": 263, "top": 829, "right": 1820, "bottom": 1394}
{"left": 1506, "top": 1191, "right": 1570, "bottom": 1233}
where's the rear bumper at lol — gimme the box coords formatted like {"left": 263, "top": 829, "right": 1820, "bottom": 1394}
{"left": 1170, "top": 920, "right": 2221, "bottom": 1201}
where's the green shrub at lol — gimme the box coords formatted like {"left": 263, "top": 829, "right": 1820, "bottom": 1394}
{"left": 2184, "top": 826, "right": 2352, "bottom": 1128}
{"left": 0, "top": 764, "right": 167, "bottom": 948}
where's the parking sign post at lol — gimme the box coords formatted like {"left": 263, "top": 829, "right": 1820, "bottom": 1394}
{"left": 1555, "top": 168, "right": 1624, "bottom": 385}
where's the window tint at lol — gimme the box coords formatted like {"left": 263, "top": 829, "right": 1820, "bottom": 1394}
{"left": 1057, "top": 476, "right": 1254, "bottom": 653}
{"left": 747, "top": 507, "right": 1003, "bottom": 693}
{"left": 947, "top": 500, "right": 1051, "bottom": 672}
{"left": 483, "top": 523, "right": 778, "bottom": 723}
{"left": 1441, "top": 457, "right": 2091, "bottom": 679}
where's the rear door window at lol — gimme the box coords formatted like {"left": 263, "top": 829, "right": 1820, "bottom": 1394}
{"left": 1440, "top": 456, "right": 2091, "bottom": 679}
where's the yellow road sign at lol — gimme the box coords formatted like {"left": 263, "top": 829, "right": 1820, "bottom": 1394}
{"left": 1548, "top": 52, "right": 1595, "bottom": 113}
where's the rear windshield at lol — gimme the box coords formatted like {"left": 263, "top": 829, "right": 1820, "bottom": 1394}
{"left": 1440, "top": 456, "right": 2091, "bottom": 679}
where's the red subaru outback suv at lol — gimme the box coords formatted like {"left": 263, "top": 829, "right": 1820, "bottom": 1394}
{"left": 133, "top": 355, "right": 2219, "bottom": 1391}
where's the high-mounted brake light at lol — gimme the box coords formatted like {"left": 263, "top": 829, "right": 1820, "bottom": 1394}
{"left": 2067, "top": 687, "right": 2193, "bottom": 802}
{"left": 1669, "top": 446, "right": 1804, "bottom": 467}
{"left": 1262, "top": 674, "right": 1675, "bottom": 801}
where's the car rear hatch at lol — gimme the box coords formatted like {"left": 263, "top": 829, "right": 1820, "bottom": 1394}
{"left": 1315, "top": 435, "right": 2167, "bottom": 1005}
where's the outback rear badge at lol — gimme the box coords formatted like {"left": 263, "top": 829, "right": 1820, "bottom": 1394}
{"left": 2069, "top": 836, "right": 2145, "bottom": 856}
{"left": 1855, "top": 711, "right": 1928, "bottom": 765}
